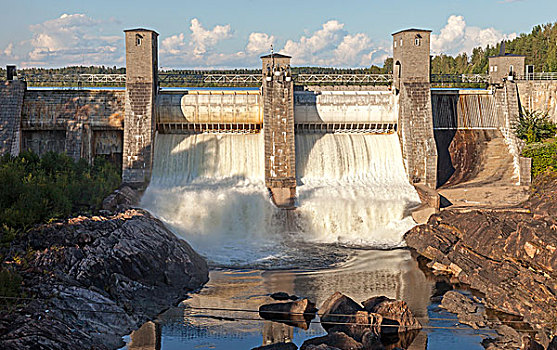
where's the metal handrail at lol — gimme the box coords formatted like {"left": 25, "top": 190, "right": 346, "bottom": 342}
{"left": 517, "top": 72, "right": 557, "bottom": 80}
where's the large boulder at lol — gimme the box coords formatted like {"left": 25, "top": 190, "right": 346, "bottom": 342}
{"left": 259, "top": 299, "right": 317, "bottom": 330}
{"left": 362, "top": 296, "right": 421, "bottom": 334}
{"left": 319, "top": 292, "right": 364, "bottom": 332}
{"left": 0, "top": 209, "right": 209, "bottom": 350}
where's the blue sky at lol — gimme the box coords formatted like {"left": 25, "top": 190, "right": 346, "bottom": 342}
{"left": 0, "top": 0, "right": 555, "bottom": 68}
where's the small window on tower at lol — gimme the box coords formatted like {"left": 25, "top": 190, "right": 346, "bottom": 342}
{"left": 415, "top": 34, "right": 422, "bottom": 46}
{"left": 400, "top": 39, "right": 403, "bottom": 47}
{"left": 394, "top": 40, "right": 397, "bottom": 48}
{"left": 136, "top": 34, "right": 143, "bottom": 46}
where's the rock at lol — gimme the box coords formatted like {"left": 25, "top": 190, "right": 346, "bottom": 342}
{"left": 304, "top": 345, "right": 341, "bottom": 350}
{"left": 102, "top": 185, "right": 141, "bottom": 212}
{"left": 440, "top": 291, "right": 487, "bottom": 329}
{"left": 362, "top": 296, "right": 421, "bottom": 333}
{"left": 271, "top": 292, "right": 299, "bottom": 301}
{"left": 301, "top": 331, "right": 363, "bottom": 350}
{"left": 327, "top": 311, "right": 382, "bottom": 343}
{"left": 252, "top": 342, "right": 298, "bottom": 350}
{"left": 548, "top": 337, "right": 557, "bottom": 350}
{"left": 259, "top": 299, "right": 317, "bottom": 330}
{"left": 0, "top": 209, "right": 209, "bottom": 350}
{"left": 411, "top": 204, "right": 437, "bottom": 225}
{"left": 481, "top": 325, "right": 523, "bottom": 350}
{"left": 404, "top": 173, "right": 557, "bottom": 335}
{"left": 319, "top": 292, "right": 364, "bottom": 332}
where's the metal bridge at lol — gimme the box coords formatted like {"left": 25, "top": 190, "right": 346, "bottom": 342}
{"left": 12, "top": 72, "right": 557, "bottom": 86}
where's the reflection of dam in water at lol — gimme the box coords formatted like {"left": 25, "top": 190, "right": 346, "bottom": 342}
{"left": 141, "top": 131, "right": 420, "bottom": 267}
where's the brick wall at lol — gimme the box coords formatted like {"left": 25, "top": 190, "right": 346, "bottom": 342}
{"left": 0, "top": 81, "right": 26, "bottom": 156}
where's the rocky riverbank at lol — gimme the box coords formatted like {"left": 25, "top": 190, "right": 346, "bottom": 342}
{"left": 0, "top": 207, "right": 209, "bottom": 349}
{"left": 405, "top": 171, "right": 557, "bottom": 348}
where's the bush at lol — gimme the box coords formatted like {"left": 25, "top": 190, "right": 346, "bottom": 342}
{"left": 0, "top": 152, "right": 120, "bottom": 234}
{"left": 522, "top": 142, "right": 557, "bottom": 178}
{"left": 514, "top": 109, "right": 556, "bottom": 143}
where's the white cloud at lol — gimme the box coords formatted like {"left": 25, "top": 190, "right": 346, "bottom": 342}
{"left": 281, "top": 20, "right": 382, "bottom": 66}
{"left": 7, "top": 13, "right": 124, "bottom": 67}
{"left": 189, "top": 18, "right": 232, "bottom": 56}
{"left": 246, "top": 33, "right": 274, "bottom": 54}
{"left": 431, "top": 15, "right": 517, "bottom": 55}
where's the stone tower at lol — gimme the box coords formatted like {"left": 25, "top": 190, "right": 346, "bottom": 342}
{"left": 261, "top": 53, "right": 296, "bottom": 209}
{"left": 122, "top": 28, "right": 158, "bottom": 186}
{"left": 392, "top": 29, "right": 438, "bottom": 188}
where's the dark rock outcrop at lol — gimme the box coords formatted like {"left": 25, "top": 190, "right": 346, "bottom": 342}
{"left": 405, "top": 171, "right": 557, "bottom": 346}
{"left": 102, "top": 185, "right": 141, "bottom": 212}
{"left": 0, "top": 209, "right": 209, "bottom": 349}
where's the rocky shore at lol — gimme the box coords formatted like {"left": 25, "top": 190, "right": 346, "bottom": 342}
{"left": 405, "top": 171, "right": 557, "bottom": 349}
{"left": 0, "top": 205, "right": 209, "bottom": 349}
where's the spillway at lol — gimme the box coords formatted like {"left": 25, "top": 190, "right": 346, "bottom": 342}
{"left": 141, "top": 132, "right": 420, "bottom": 268}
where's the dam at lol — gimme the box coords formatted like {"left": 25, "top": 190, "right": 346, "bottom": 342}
{"left": 0, "top": 27, "right": 554, "bottom": 251}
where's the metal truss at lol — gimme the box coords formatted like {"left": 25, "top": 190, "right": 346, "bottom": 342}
{"left": 293, "top": 74, "right": 392, "bottom": 84}
{"left": 20, "top": 73, "right": 126, "bottom": 85}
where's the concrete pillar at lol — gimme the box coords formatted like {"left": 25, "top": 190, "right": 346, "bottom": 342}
{"left": 392, "top": 29, "right": 438, "bottom": 188}
{"left": 261, "top": 53, "right": 296, "bottom": 209}
{"left": 122, "top": 28, "right": 158, "bottom": 186}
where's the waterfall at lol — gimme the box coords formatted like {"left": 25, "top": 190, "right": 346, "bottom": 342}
{"left": 141, "top": 132, "right": 420, "bottom": 268}
{"left": 295, "top": 133, "right": 420, "bottom": 247}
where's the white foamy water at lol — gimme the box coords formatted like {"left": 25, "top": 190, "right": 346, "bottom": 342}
{"left": 295, "top": 133, "right": 420, "bottom": 247}
{"left": 141, "top": 132, "right": 420, "bottom": 268}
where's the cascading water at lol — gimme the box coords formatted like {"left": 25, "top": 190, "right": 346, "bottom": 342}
{"left": 141, "top": 132, "right": 420, "bottom": 268}
{"left": 295, "top": 133, "right": 420, "bottom": 247}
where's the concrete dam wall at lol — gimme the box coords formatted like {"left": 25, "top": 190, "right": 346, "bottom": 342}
{"left": 20, "top": 89, "right": 124, "bottom": 162}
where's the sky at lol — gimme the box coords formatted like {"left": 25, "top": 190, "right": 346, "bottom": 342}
{"left": 0, "top": 0, "right": 555, "bottom": 69}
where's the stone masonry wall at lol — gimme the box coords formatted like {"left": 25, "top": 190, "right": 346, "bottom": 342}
{"left": 263, "top": 77, "right": 296, "bottom": 189}
{"left": 516, "top": 80, "right": 557, "bottom": 122}
{"left": 399, "top": 80, "right": 438, "bottom": 188}
{"left": 0, "top": 81, "right": 25, "bottom": 156}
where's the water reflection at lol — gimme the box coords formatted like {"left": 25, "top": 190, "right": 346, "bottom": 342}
{"left": 127, "top": 249, "right": 437, "bottom": 349}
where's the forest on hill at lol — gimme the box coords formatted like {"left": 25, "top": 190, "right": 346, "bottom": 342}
{"left": 431, "top": 22, "right": 557, "bottom": 74}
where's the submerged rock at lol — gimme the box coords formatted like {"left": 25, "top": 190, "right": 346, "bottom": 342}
{"left": 271, "top": 292, "right": 299, "bottom": 301}
{"left": 0, "top": 209, "right": 209, "bottom": 350}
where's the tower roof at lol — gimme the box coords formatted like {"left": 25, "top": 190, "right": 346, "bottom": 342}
{"left": 260, "top": 53, "right": 291, "bottom": 59}
{"left": 392, "top": 28, "right": 432, "bottom": 36}
{"left": 124, "top": 28, "right": 159, "bottom": 35}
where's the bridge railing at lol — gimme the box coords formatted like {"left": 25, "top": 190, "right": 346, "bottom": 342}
{"left": 19, "top": 71, "right": 557, "bottom": 86}
{"left": 516, "top": 72, "right": 557, "bottom": 81}
{"left": 18, "top": 73, "right": 126, "bottom": 85}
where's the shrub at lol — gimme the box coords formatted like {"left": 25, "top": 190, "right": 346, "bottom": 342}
{"left": 514, "top": 109, "right": 556, "bottom": 143}
{"left": 0, "top": 152, "right": 120, "bottom": 234}
{"left": 522, "top": 142, "right": 557, "bottom": 178}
